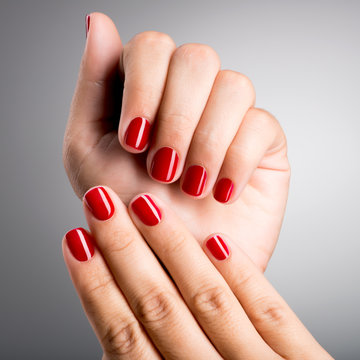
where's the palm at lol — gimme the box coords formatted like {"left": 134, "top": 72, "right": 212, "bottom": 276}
{"left": 72, "top": 128, "right": 290, "bottom": 271}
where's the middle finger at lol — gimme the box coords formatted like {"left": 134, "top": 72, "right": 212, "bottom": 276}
{"left": 147, "top": 43, "right": 220, "bottom": 183}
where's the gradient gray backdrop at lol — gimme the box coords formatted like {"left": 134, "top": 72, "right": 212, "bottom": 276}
{"left": 1, "top": 0, "right": 359, "bottom": 358}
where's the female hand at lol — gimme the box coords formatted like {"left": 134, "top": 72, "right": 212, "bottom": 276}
{"left": 63, "top": 13, "right": 290, "bottom": 270}
{"left": 63, "top": 185, "right": 331, "bottom": 359}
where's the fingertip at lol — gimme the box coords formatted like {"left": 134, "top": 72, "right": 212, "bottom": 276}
{"left": 129, "top": 193, "right": 163, "bottom": 226}
{"left": 203, "top": 233, "right": 231, "bottom": 261}
{"left": 119, "top": 116, "right": 152, "bottom": 154}
{"left": 213, "top": 178, "right": 235, "bottom": 204}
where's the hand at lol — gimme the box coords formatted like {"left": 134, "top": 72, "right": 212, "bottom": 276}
{"left": 63, "top": 13, "right": 290, "bottom": 270}
{"left": 63, "top": 186, "right": 331, "bottom": 359}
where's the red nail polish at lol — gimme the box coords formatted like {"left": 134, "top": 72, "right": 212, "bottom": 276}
{"left": 182, "top": 165, "right": 207, "bottom": 196}
{"left": 125, "top": 117, "right": 151, "bottom": 150}
{"left": 85, "top": 14, "right": 90, "bottom": 38}
{"left": 206, "top": 235, "right": 229, "bottom": 260}
{"left": 214, "top": 178, "right": 234, "bottom": 203}
{"left": 151, "top": 147, "right": 179, "bottom": 182}
{"left": 84, "top": 186, "right": 114, "bottom": 220}
{"left": 131, "top": 195, "right": 162, "bottom": 226}
{"left": 66, "top": 228, "right": 95, "bottom": 261}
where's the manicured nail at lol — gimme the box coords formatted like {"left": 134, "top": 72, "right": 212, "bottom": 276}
{"left": 214, "top": 178, "right": 234, "bottom": 203}
{"left": 151, "top": 147, "right": 179, "bottom": 182}
{"left": 85, "top": 14, "right": 90, "bottom": 38}
{"left": 66, "top": 228, "right": 95, "bottom": 261}
{"left": 84, "top": 186, "right": 114, "bottom": 221}
{"left": 206, "top": 235, "right": 229, "bottom": 260}
{"left": 125, "top": 117, "right": 151, "bottom": 150}
{"left": 131, "top": 194, "right": 162, "bottom": 226}
{"left": 182, "top": 165, "right": 207, "bottom": 197}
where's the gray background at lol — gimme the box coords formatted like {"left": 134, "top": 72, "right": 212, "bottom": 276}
{"left": 0, "top": 0, "right": 359, "bottom": 358}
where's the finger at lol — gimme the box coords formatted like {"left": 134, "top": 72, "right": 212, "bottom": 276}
{"left": 147, "top": 44, "right": 220, "bottom": 183}
{"left": 62, "top": 228, "right": 160, "bottom": 359}
{"left": 64, "top": 13, "right": 123, "bottom": 187}
{"left": 213, "top": 108, "right": 289, "bottom": 204}
{"left": 83, "top": 186, "right": 220, "bottom": 359}
{"left": 129, "top": 194, "right": 279, "bottom": 359}
{"left": 203, "top": 234, "right": 333, "bottom": 359}
{"left": 180, "top": 70, "right": 255, "bottom": 198}
{"left": 118, "top": 32, "right": 176, "bottom": 153}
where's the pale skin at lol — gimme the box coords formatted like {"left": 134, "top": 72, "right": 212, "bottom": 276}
{"left": 63, "top": 186, "right": 332, "bottom": 359}
{"left": 63, "top": 12, "right": 289, "bottom": 271}
{"left": 62, "top": 12, "right": 331, "bottom": 359}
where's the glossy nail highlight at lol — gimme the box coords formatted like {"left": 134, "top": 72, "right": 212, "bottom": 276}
{"left": 125, "top": 117, "right": 151, "bottom": 150}
{"left": 214, "top": 178, "right": 234, "bottom": 203}
{"left": 206, "top": 235, "right": 229, "bottom": 260}
{"left": 182, "top": 165, "right": 207, "bottom": 196}
{"left": 131, "top": 194, "right": 162, "bottom": 226}
{"left": 151, "top": 147, "right": 179, "bottom": 182}
{"left": 84, "top": 186, "right": 114, "bottom": 221}
{"left": 66, "top": 228, "right": 95, "bottom": 261}
{"left": 85, "top": 14, "right": 90, "bottom": 38}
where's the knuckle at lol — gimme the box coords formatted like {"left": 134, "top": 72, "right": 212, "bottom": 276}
{"left": 158, "top": 112, "right": 195, "bottom": 143}
{"left": 135, "top": 289, "right": 177, "bottom": 326}
{"left": 249, "top": 108, "right": 277, "bottom": 129}
{"left": 218, "top": 70, "right": 254, "bottom": 95}
{"left": 131, "top": 31, "right": 175, "bottom": 48}
{"left": 174, "top": 43, "right": 220, "bottom": 69}
{"left": 101, "top": 229, "right": 136, "bottom": 258}
{"left": 161, "top": 229, "right": 188, "bottom": 256}
{"left": 82, "top": 273, "right": 116, "bottom": 309}
{"left": 192, "top": 285, "right": 231, "bottom": 316}
{"left": 250, "top": 297, "right": 288, "bottom": 327}
{"left": 102, "top": 320, "right": 142, "bottom": 357}
{"left": 192, "top": 128, "right": 225, "bottom": 164}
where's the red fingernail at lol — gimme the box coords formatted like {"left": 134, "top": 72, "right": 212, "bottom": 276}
{"left": 182, "top": 165, "right": 207, "bottom": 196}
{"left": 214, "top": 178, "right": 234, "bottom": 203}
{"left": 66, "top": 228, "right": 95, "bottom": 261}
{"left": 125, "top": 117, "right": 151, "bottom": 151}
{"left": 206, "top": 235, "right": 229, "bottom": 260}
{"left": 131, "top": 194, "right": 162, "bottom": 226}
{"left": 84, "top": 186, "right": 114, "bottom": 221}
{"left": 151, "top": 147, "right": 179, "bottom": 182}
{"left": 85, "top": 14, "right": 90, "bottom": 38}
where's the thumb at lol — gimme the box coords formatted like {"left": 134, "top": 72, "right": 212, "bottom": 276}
{"left": 64, "top": 12, "right": 123, "bottom": 158}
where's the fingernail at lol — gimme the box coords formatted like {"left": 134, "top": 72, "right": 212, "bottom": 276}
{"left": 84, "top": 186, "right": 114, "bottom": 221}
{"left": 151, "top": 147, "right": 179, "bottom": 182}
{"left": 214, "top": 178, "right": 234, "bottom": 203}
{"left": 85, "top": 14, "right": 90, "bottom": 38}
{"left": 66, "top": 228, "right": 95, "bottom": 261}
{"left": 206, "top": 235, "right": 230, "bottom": 260}
{"left": 182, "top": 165, "right": 207, "bottom": 197}
{"left": 125, "top": 117, "right": 151, "bottom": 150}
{"left": 131, "top": 194, "right": 162, "bottom": 226}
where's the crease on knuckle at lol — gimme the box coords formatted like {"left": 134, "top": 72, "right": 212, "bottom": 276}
{"left": 192, "top": 285, "right": 231, "bottom": 316}
{"left": 135, "top": 289, "right": 176, "bottom": 326}
{"left": 191, "top": 129, "right": 225, "bottom": 164}
{"left": 174, "top": 43, "right": 220, "bottom": 69}
{"left": 83, "top": 274, "right": 116, "bottom": 309}
{"left": 250, "top": 296, "right": 288, "bottom": 327}
{"left": 102, "top": 319, "right": 141, "bottom": 357}
{"left": 101, "top": 229, "right": 136, "bottom": 258}
{"left": 159, "top": 229, "right": 189, "bottom": 258}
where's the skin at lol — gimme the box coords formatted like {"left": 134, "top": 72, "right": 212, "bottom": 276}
{"left": 63, "top": 12, "right": 290, "bottom": 271}
{"left": 63, "top": 186, "right": 332, "bottom": 359}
